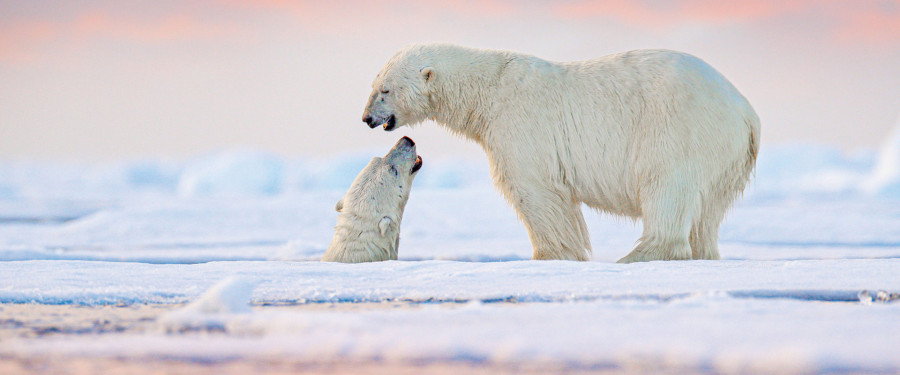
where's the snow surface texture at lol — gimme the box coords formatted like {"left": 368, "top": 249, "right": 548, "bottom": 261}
{"left": 2, "top": 135, "right": 900, "bottom": 373}
{"left": 1, "top": 259, "right": 898, "bottom": 305}
{"left": 861, "top": 115, "right": 900, "bottom": 198}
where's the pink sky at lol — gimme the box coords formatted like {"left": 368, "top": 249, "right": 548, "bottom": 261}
{"left": 1, "top": 0, "right": 899, "bottom": 160}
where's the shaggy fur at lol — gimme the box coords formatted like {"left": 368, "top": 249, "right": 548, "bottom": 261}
{"left": 363, "top": 44, "right": 759, "bottom": 263}
{"left": 321, "top": 137, "right": 422, "bottom": 263}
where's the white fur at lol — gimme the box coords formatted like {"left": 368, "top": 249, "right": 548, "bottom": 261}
{"left": 321, "top": 137, "right": 421, "bottom": 263}
{"left": 364, "top": 43, "right": 760, "bottom": 263}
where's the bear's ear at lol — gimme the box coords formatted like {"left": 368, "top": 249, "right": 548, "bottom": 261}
{"left": 421, "top": 67, "right": 434, "bottom": 83}
{"left": 378, "top": 216, "right": 395, "bottom": 237}
{"left": 334, "top": 199, "right": 344, "bottom": 212}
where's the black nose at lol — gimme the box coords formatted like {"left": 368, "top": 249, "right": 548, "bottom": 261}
{"left": 363, "top": 115, "right": 376, "bottom": 128}
{"left": 401, "top": 136, "right": 415, "bottom": 146}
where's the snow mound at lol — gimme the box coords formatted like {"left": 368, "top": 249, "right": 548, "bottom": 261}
{"left": 4, "top": 142, "right": 900, "bottom": 200}
{"left": 861, "top": 115, "right": 900, "bottom": 198}
{"left": 158, "top": 276, "right": 256, "bottom": 332}
{"left": 180, "top": 276, "right": 256, "bottom": 314}
{"left": 752, "top": 144, "right": 873, "bottom": 198}
{"left": 178, "top": 151, "right": 284, "bottom": 197}
{"left": 414, "top": 158, "right": 491, "bottom": 189}
{"left": 123, "top": 160, "right": 180, "bottom": 190}
{"left": 272, "top": 239, "right": 327, "bottom": 261}
{"left": 0, "top": 183, "right": 16, "bottom": 199}
{"left": 292, "top": 153, "right": 376, "bottom": 191}
{"left": 289, "top": 153, "right": 491, "bottom": 191}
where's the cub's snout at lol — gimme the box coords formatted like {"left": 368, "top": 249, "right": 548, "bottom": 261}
{"left": 385, "top": 136, "right": 422, "bottom": 176}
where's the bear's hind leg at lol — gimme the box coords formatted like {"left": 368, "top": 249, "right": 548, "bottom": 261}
{"left": 617, "top": 180, "right": 698, "bottom": 263}
{"left": 618, "top": 234, "right": 692, "bottom": 263}
{"left": 689, "top": 160, "right": 752, "bottom": 260}
{"left": 689, "top": 208, "right": 723, "bottom": 260}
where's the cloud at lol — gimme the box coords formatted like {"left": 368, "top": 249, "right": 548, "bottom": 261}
{"left": 0, "top": 6, "right": 235, "bottom": 64}
{"left": 211, "top": 0, "right": 526, "bottom": 40}
{"left": 218, "top": 0, "right": 521, "bottom": 18}
{"left": 3, "top": 0, "right": 898, "bottom": 64}
{"left": 551, "top": 0, "right": 900, "bottom": 44}
{"left": 0, "top": 20, "right": 56, "bottom": 63}
{"left": 834, "top": 1, "right": 900, "bottom": 43}
{"left": 552, "top": 0, "right": 812, "bottom": 26}
{"left": 72, "top": 11, "right": 233, "bottom": 43}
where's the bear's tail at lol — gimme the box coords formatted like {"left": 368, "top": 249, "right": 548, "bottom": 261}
{"left": 744, "top": 110, "right": 761, "bottom": 176}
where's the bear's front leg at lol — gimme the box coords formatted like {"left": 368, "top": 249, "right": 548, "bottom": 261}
{"left": 504, "top": 184, "right": 592, "bottom": 261}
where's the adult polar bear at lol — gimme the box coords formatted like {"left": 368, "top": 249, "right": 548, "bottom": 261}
{"left": 363, "top": 44, "right": 759, "bottom": 263}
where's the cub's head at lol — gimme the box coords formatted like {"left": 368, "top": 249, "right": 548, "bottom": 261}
{"left": 362, "top": 45, "right": 436, "bottom": 131}
{"left": 335, "top": 136, "right": 423, "bottom": 236}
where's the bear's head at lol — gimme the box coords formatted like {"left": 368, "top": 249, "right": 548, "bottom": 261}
{"left": 335, "top": 136, "right": 423, "bottom": 236}
{"left": 362, "top": 46, "right": 435, "bottom": 131}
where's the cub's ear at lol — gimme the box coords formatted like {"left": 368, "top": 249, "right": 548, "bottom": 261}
{"left": 378, "top": 216, "right": 395, "bottom": 237}
{"left": 334, "top": 199, "right": 344, "bottom": 212}
{"left": 421, "top": 67, "right": 434, "bottom": 83}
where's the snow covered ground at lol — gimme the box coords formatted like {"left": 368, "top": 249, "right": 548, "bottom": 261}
{"left": 1, "top": 138, "right": 899, "bottom": 374}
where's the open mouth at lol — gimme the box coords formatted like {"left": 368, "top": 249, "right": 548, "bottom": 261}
{"left": 411, "top": 155, "right": 423, "bottom": 174}
{"left": 382, "top": 115, "right": 396, "bottom": 131}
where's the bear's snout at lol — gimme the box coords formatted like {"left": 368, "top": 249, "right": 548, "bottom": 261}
{"left": 363, "top": 114, "right": 377, "bottom": 129}
{"left": 362, "top": 113, "right": 396, "bottom": 131}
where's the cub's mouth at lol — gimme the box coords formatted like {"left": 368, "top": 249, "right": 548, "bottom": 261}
{"left": 411, "top": 155, "right": 423, "bottom": 174}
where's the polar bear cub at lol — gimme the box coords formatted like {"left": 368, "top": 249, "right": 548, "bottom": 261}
{"left": 321, "top": 136, "right": 423, "bottom": 263}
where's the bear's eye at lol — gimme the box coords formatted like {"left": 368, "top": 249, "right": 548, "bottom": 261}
{"left": 389, "top": 165, "right": 399, "bottom": 177}
{"left": 381, "top": 89, "right": 390, "bottom": 94}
